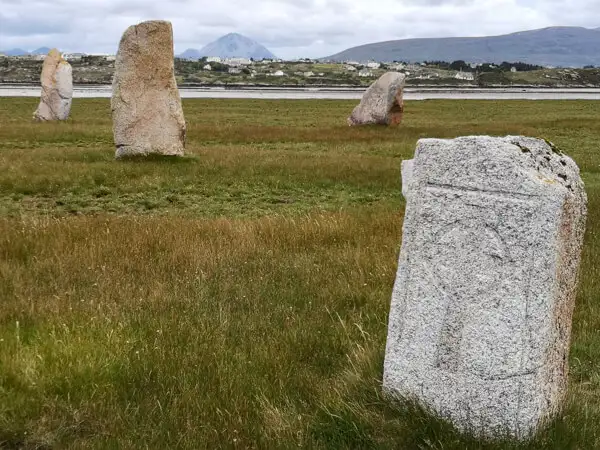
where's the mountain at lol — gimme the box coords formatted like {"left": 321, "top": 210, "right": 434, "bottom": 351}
{"left": 31, "top": 47, "right": 52, "bottom": 55}
{"left": 1, "top": 48, "right": 29, "bottom": 56}
{"left": 181, "top": 33, "right": 276, "bottom": 59}
{"left": 325, "top": 27, "right": 600, "bottom": 67}
{"left": 179, "top": 48, "right": 203, "bottom": 60}
{"left": 0, "top": 47, "right": 52, "bottom": 56}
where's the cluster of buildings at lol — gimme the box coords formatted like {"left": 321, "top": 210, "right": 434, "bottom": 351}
{"left": 189, "top": 56, "right": 294, "bottom": 77}
{"left": 343, "top": 61, "right": 406, "bottom": 77}
{"left": 197, "top": 57, "right": 322, "bottom": 78}
{"left": 0, "top": 50, "right": 523, "bottom": 83}
{"left": 0, "top": 52, "right": 116, "bottom": 62}
{"left": 186, "top": 56, "right": 493, "bottom": 81}
{"left": 194, "top": 57, "right": 406, "bottom": 79}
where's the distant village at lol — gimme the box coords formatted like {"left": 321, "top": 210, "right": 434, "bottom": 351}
{"left": 0, "top": 51, "right": 535, "bottom": 79}
{"left": 1, "top": 51, "right": 599, "bottom": 87}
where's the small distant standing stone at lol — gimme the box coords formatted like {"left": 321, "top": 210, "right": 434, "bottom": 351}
{"left": 348, "top": 72, "right": 405, "bottom": 126}
{"left": 112, "top": 20, "right": 186, "bottom": 159}
{"left": 384, "top": 136, "right": 587, "bottom": 439}
{"left": 33, "top": 49, "right": 72, "bottom": 121}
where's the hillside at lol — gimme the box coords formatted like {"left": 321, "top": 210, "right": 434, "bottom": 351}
{"left": 179, "top": 33, "right": 276, "bottom": 59}
{"left": 31, "top": 47, "right": 51, "bottom": 55}
{"left": 325, "top": 26, "right": 600, "bottom": 67}
{"left": 1, "top": 47, "right": 52, "bottom": 56}
{"left": 179, "top": 48, "right": 203, "bottom": 60}
{"left": 1, "top": 48, "right": 29, "bottom": 56}
{"left": 4, "top": 56, "right": 600, "bottom": 87}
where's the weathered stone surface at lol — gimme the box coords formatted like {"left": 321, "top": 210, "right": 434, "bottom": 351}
{"left": 348, "top": 72, "right": 405, "bottom": 126}
{"left": 33, "top": 49, "right": 72, "bottom": 121}
{"left": 384, "top": 136, "right": 587, "bottom": 439}
{"left": 112, "top": 20, "right": 186, "bottom": 158}
{"left": 401, "top": 159, "right": 414, "bottom": 199}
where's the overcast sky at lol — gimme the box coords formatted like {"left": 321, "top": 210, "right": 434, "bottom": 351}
{"left": 0, "top": 0, "right": 598, "bottom": 58}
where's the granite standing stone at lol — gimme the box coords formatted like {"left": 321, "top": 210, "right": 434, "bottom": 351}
{"left": 348, "top": 72, "right": 405, "bottom": 126}
{"left": 112, "top": 20, "right": 186, "bottom": 158}
{"left": 33, "top": 49, "right": 72, "bottom": 121}
{"left": 384, "top": 136, "right": 587, "bottom": 439}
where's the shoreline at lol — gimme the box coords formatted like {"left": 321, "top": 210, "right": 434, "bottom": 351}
{"left": 3, "top": 84, "right": 600, "bottom": 100}
{"left": 3, "top": 82, "right": 600, "bottom": 90}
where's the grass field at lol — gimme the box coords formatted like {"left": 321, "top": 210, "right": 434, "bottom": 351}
{"left": 0, "top": 98, "right": 598, "bottom": 449}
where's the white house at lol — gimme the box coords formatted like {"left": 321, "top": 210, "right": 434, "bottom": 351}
{"left": 366, "top": 62, "right": 381, "bottom": 69}
{"left": 455, "top": 71, "right": 475, "bottom": 81}
{"left": 228, "top": 67, "right": 242, "bottom": 74}
{"left": 63, "top": 52, "right": 85, "bottom": 61}
{"left": 511, "top": 66, "right": 518, "bottom": 73}
{"left": 271, "top": 70, "right": 286, "bottom": 77}
{"left": 358, "top": 68, "right": 373, "bottom": 77}
{"left": 225, "top": 57, "right": 252, "bottom": 66}
{"left": 346, "top": 65, "right": 357, "bottom": 72}
{"left": 206, "top": 56, "right": 222, "bottom": 63}
{"left": 203, "top": 64, "right": 212, "bottom": 71}
{"left": 388, "top": 63, "right": 405, "bottom": 71}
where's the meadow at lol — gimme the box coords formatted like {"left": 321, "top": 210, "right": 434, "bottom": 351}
{"left": 0, "top": 97, "right": 598, "bottom": 449}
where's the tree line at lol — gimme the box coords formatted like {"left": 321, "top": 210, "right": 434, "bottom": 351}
{"left": 423, "top": 60, "right": 545, "bottom": 72}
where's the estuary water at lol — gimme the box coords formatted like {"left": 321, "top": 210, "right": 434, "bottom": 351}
{"left": 2, "top": 84, "right": 600, "bottom": 100}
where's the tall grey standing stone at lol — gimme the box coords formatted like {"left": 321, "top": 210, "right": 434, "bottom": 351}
{"left": 33, "top": 49, "right": 72, "bottom": 121}
{"left": 384, "top": 136, "right": 587, "bottom": 439}
{"left": 348, "top": 72, "right": 405, "bottom": 126}
{"left": 112, "top": 20, "right": 186, "bottom": 159}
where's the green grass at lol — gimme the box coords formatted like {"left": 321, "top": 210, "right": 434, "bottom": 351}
{"left": 0, "top": 98, "right": 598, "bottom": 449}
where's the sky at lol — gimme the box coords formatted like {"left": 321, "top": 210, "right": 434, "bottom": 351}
{"left": 0, "top": 0, "right": 598, "bottom": 58}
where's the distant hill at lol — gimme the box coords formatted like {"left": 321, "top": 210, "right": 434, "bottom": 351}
{"left": 1, "top": 48, "right": 29, "bottom": 56}
{"left": 179, "top": 48, "right": 203, "bottom": 60}
{"left": 31, "top": 47, "right": 52, "bottom": 55}
{"left": 325, "top": 27, "right": 600, "bottom": 67}
{"left": 178, "top": 33, "right": 276, "bottom": 60}
{"left": 1, "top": 47, "right": 54, "bottom": 56}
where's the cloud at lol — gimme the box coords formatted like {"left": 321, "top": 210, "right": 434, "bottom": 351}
{"left": 0, "top": 0, "right": 597, "bottom": 58}
{"left": 0, "top": 14, "right": 70, "bottom": 36}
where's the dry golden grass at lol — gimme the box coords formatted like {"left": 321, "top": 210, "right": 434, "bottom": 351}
{"left": 0, "top": 98, "right": 598, "bottom": 448}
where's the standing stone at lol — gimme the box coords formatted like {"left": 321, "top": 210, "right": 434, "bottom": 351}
{"left": 348, "top": 72, "right": 405, "bottom": 126}
{"left": 33, "top": 49, "right": 72, "bottom": 121}
{"left": 384, "top": 136, "right": 587, "bottom": 439}
{"left": 112, "top": 20, "right": 186, "bottom": 158}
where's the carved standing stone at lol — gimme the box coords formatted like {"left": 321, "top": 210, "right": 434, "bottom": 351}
{"left": 33, "top": 49, "right": 72, "bottom": 121}
{"left": 348, "top": 72, "right": 405, "bottom": 126}
{"left": 384, "top": 136, "right": 587, "bottom": 439}
{"left": 112, "top": 20, "right": 186, "bottom": 158}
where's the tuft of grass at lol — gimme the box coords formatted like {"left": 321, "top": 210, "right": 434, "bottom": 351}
{"left": 0, "top": 98, "right": 598, "bottom": 448}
